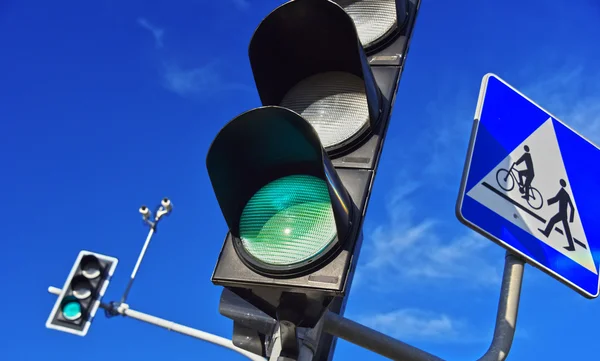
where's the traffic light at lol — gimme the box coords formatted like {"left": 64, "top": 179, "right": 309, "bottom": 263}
{"left": 46, "top": 251, "right": 118, "bottom": 336}
{"left": 207, "top": 0, "right": 420, "bottom": 355}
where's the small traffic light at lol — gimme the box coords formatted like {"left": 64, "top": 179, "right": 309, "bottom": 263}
{"left": 207, "top": 0, "right": 419, "bottom": 357}
{"left": 46, "top": 251, "right": 118, "bottom": 336}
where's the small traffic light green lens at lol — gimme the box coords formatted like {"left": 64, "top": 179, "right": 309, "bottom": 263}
{"left": 62, "top": 300, "right": 82, "bottom": 321}
{"left": 239, "top": 175, "right": 336, "bottom": 266}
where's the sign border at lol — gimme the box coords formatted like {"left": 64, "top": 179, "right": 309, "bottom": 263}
{"left": 456, "top": 73, "right": 600, "bottom": 299}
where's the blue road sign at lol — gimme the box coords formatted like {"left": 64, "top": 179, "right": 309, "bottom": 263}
{"left": 457, "top": 73, "right": 600, "bottom": 298}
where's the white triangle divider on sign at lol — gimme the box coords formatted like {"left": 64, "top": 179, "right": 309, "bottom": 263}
{"left": 467, "top": 118, "right": 596, "bottom": 274}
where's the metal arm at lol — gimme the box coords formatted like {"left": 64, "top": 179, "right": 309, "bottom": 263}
{"left": 120, "top": 226, "right": 155, "bottom": 304}
{"left": 320, "top": 252, "right": 525, "bottom": 361}
{"left": 47, "top": 286, "right": 266, "bottom": 361}
{"left": 120, "top": 199, "right": 172, "bottom": 305}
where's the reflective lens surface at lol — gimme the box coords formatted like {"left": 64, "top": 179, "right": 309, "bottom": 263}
{"left": 71, "top": 276, "right": 92, "bottom": 300}
{"left": 81, "top": 256, "right": 101, "bottom": 279}
{"left": 82, "top": 265, "right": 100, "bottom": 279}
{"left": 62, "top": 299, "right": 82, "bottom": 321}
{"left": 281, "top": 72, "right": 368, "bottom": 148}
{"left": 239, "top": 175, "right": 336, "bottom": 266}
{"left": 334, "top": 0, "right": 397, "bottom": 48}
{"left": 73, "top": 286, "right": 91, "bottom": 300}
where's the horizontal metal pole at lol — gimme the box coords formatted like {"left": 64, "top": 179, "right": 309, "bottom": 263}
{"left": 321, "top": 252, "right": 525, "bottom": 361}
{"left": 47, "top": 286, "right": 265, "bottom": 361}
{"left": 322, "top": 311, "right": 444, "bottom": 361}
{"left": 122, "top": 306, "right": 267, "bottom": 361}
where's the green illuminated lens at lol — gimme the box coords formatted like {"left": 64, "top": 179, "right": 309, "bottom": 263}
{"left": 239, "top": 175, "right": 337, "bottom": 266}
{"left": 62, "top": 299, "right": 82, "bottom": 321}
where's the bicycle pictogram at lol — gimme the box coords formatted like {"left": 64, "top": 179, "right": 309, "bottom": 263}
{"left": 495, "top": 163, "right": 544, "bottom": 210}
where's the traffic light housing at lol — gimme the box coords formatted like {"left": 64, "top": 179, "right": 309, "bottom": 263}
{"left": 46, "top": 251, "right": 118, "bottom": 336}
{"left": 207, "top": 0, "right": 420, "bottom": 349}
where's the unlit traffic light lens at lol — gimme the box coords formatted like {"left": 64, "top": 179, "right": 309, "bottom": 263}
{"left": 72, "top": 276, "right": 93, "bottom": 300}
{"left": 81, "top": 255, "right": 101, "bottom": 279}
{"left": 281, "top": 72, "right": 368, "bottom": 149}
{"left": 61, "top": 298, "right": 82, "bottom": 321}
{"left": 239, "top": 175, "right": 337, "bottom": 266}
{"left": 334, "top": 0, "right": 398, "bottom": 48}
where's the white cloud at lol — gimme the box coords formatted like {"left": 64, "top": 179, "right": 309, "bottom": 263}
{"left": 520, "top": 64, "right": 600, "bottom": 145}
{"left": 357, "top": 178, "right": 503, "bottom": 291}
{"left": 162, "top": 62, "right": 250, "bottom": 98}
{"left": 137, "top": 18, "right": 164, "bottom": 49}
{"left": 356, "top": 307, "right": 530, "bottom": 344}
{"left": 357, "top": 308, "right": 468, "bottom": 343}
{"left": 360, "top": 64, "right": 600, "bottom": 291}
{"left": 134, "top": 19, "right": 249, "bottom": 98}
{"left": 354, "top": 62, "right": 600, "bottom": 297}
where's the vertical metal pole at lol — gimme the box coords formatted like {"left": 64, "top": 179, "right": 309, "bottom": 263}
{"left": 268, "top": 325, "right": 282, "bottom": 361}
{"left": 476, "top": 252, "right": 524, "bottom": 361}
{"left": 267, "top": 324, "right": 317, "bottom": 361}
{"left": 121, "top": 226, "right": 155, "bottom": 303}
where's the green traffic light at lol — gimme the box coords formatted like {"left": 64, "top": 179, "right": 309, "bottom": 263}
{"left": 239, "top": 174, "right": 336, "bottom": 266}
{"left": 61, "top": 297, "right": 82, "bottom": 321}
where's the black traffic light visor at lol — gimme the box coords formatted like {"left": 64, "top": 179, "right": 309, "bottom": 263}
{"left": 206, "top": 106, "right": 356, "bottom": 276}
{"left": 248, "top": 0, "right": 382, "bottom": 156}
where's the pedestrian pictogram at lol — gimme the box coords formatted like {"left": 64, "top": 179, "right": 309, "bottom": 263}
{"left": 538, "top": 179, "right": 577, "bottom": 251}
{"left": 457, "top": 73, "right": 600, "bottom": 298}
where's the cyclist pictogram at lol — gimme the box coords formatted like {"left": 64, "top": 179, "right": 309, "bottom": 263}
{"left": 495, "top": 145, "right": 543, "bottom": 210}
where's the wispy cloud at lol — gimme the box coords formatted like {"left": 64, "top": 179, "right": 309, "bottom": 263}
{"left": 356, "top": 307, "right": 529, "bottom": 344}
{"left": 354, "top": 63, "right": 600, "bottom": 294}
{"left": 231, "top": 0, "right": 250, "bottom": 11}
{"left": 357, "top": 308, "right": 470, "bottom": 343}
{"left": 520, "top": 63, "right": 600, "bottom": 145}
{"left": 137, "top": 17, "right": 164, "bottom": 49}
{"left": 162, "top": 61, "right": 250, "bottom": 98}
{"left": 134, "top": 17, "right": 250, "bottom": 99}
{"left": 356, "top": 176, "right": 502, "bottom": 292}
{"left": 400, "top": 63, "right": 600, "bottom": 193}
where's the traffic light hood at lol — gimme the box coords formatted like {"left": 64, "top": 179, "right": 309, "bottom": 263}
{"left": 248, "top": 0, "right": 383, "bottom": 155}
{"left": 206, "top": 106, "right": 357, "bottom": 275}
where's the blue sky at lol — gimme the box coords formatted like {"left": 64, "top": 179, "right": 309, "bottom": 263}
{"left": 2, "top": 0, "right": 600, "bottom": 360}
